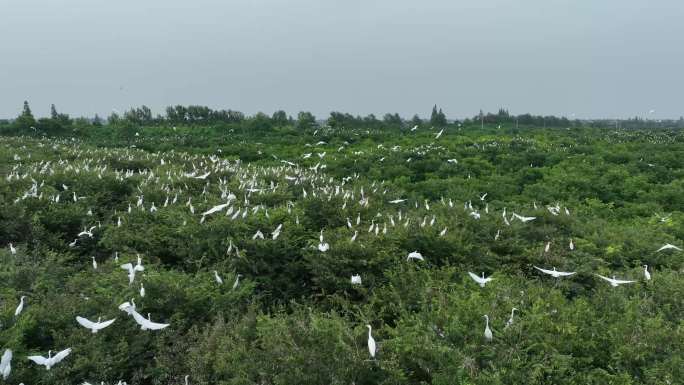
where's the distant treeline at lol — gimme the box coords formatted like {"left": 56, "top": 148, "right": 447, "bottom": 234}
{"left": 1, "top": 101, "right": 682, "bottom": 136}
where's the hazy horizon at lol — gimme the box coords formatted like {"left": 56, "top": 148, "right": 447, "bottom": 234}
{"left": 2, "top": 0, "right": 683, "bottom": 120}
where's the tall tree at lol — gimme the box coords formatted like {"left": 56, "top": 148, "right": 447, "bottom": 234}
{"left": 430, "top": 105, "right": 447, "bottom": 126}
{"left": 16, "top": 100, "right": 36, "bottom": 130}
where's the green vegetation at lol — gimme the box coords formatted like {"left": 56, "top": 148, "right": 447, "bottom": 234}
{"left": 0, "top": 103, "right": 683, "bottom": 384}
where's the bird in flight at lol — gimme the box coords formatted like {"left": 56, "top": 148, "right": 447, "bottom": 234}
{"left": 596, "top": 274, "right": 636, "bottom": 287}
{"left": 533, "top": 266, "right": 576, "bottom": 278}
{"left": 468, "top": 272, "right": 494, "bottom": 287}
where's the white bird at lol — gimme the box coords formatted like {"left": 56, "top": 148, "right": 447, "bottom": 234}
{"left": 596, "top": 274, "right": 637, "bottom": 287}
{"left": 656, "top": 243, "right": 681, "bottom": 252}
{"left": 76, "top": 316, "right": 116, "bottom": 333}
{"left": 232, "top": 274, "right": 242, "bottom": 290}
{"left": 91, "top": 256, "right": 97, "bottom": 270}
{"left": 643, "top": 265, "right": 651, "bottom": 281}
{"left": 214, "top": 270, "right": 223, "bottom": 285}
{"left": 8, "top": 243, "right": 16, "bottom": 255}
{"left": 0, "top": 349, "right": 11, "bottom": 380}
{"left": 120, "top": 256, "right": 144, "bottom": 285}
{"left": 468, "top": 272, "right": 493, "bottom": 287}
{"left": 351, "top": 274, "right": 362, "bottom": 285}
{"left": 14, "top": 296, "right": 25, "bottom": 317}
{"left": 569, "top": 239, "right": 575, "bottom": 250}
{"left": 505, "top": 308, "right": 518, "bottom": 329}
{"left": 410, "top": 125, "right": 418, "bottom": 131}
{"left": 479, "top": 193, "right": 488, "bottom": 201}
{"left": 533, "top": 266, "right": 576, "bottom": 278}
{"left": 483, "top": 315, "right": 493, "bottom": 341}
{"left": 389, "top": 199, "right": 406, "bottom": 204}
{"left": 366, "top": 325, "right": 376, "bottom": 358}
{"left": 118, "top": 299, "right": 136, "bottom": 315}
{"left": 201, "top": 202, "right": 230, "bottom": 217}
{"left": 140, "top": 283, "right": 146, "bottom": 297}
{"left": 406, "top": 251, "right": 424, "bottom": 262}
{"left": 435, "top": 129, "right": 444, "bottom": 139}
{"left": 131, "top": 310, "right": 169, "bottom": 331}
{"left": 27, "top": 348, "right": 72, "bottom": 370}
{"left": 512, "top": 213, "right": 536, "bottom": 223}
{"left": 318, "top": 231, "right": 330, "bottom": 252}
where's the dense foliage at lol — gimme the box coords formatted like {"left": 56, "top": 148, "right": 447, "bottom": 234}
{"left": 0, "top": 104, "right": 683, "bottom": 385}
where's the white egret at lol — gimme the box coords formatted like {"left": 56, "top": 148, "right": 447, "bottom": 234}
{"left": 643, "top": 265, "right": 651, "bottom": 281}
{"left": 214, "top": 270, "right": 223, "bottom": 285}
{"left": 656, "top": 244, "right": 681, "bottom": 252}
{"left": 76, "top": 316, "right": 116, "bottom": 333}
{"left": 140, "top": 283, "right": 146, "bottom": 297}
{"left": 596, "top": 274, "right": 636, "bottom": 287}
{"left": 406, "top": 251, "right": 424, "bottom": 262}
{"left": 9, "top": 243, "right": 16, "bottom": 255}
{"left": 120, "top": 256, "right": 144, "bottom": 285}
{"left": 483, "top": 315, "right": 493, "bottom": 341}
{"left": 131, "top": 310, "right": 169, "bottom": 331}
{"left": 351, "top": 274, "right": 362, "bottom": 285}
{"left": 533, "top": 266, "right": 576, "bottom": 278}
{"left": 0, "top": 349, "right": 11, "bottom": 380}
{"left": 318, "top": 231, "right": 330, "bottom": 252}
{"left": 118, "top": 299, "right": 136, "bottom": 315}
{"left": 366, "top": 325, "right": 376, "bottom": 358}
{"left": 27, "top": 348, "right": 72, "bottom": 370}
{"left": 468, "top": 272, "right": 493, "bottom": 287}
{"left": 14, "top": 296, "right": 25, "bottom": 317}
{"left": 91, "top": 256, "right": 97, "bottom": 270}
{"left": 232, "top": 274, "right": 242, "bottom": 290}
{"left": 504, "top": 308, "right": 518, "bottom": 329}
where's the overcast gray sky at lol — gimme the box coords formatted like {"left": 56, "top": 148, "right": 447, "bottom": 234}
{"left": 1, "top": 0, "right": 682, "bottom": 120}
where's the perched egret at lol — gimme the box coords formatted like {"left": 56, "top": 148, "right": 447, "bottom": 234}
{"left": 505, "top": 308, "right": 518, "bottom": 329}
{"left": 366, "top": 325, "right": 376, "bottom": 358}
{"left": 468, "top": 272, "right": 493, "bottom": 287}
{"left": 140, "top": 283, "right": 145, "bottom": 297}
{"left": 483, "top": 315, "right": 493, "bottom": 341}
{"left": 91, "top": 256, "right": 97, "bottom": 270}
{"left": 0, "top": 349, "right": 11, "bottom": 380}
{"left": 76, "top": 316, "right": 116, "bottom": 333}
{"left": 9, "top": 243, "right": 16, "bottom": 255}
{"left": 351, "top": 274, "right": 362, "bottom": 285}
{"left": 27, "top": 348, "right": 72, "bottom": 370}
{"left": 14, "top": 296, "right": 26, "bottom": 317}
{"left": 214, "top": 270, "right": 223, "bottom": 285}
{"left": 643, "top": 265, "right": 651, "bottom": 281}
{"left": 232, "top": 274, "right": 242, "bottom": 290}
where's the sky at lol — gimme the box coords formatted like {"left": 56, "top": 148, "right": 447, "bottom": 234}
{"left": 1, "top": 0, "right": 683, "bottom": 120}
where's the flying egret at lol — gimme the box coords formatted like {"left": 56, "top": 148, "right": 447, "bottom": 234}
{"left": 27, "top": 348, "right": 72, "bottom": 370}
{"left": 504, "top": 308, "right": 518, "bottom": 329}
{"left": 0, "top": 349, "right": 11, "bottom": 380}
{"left": 351, "top": 274, "right": 362, "bottom": 285}
{"left": 131, "top": 310, "right": 169, "bottom": 331}
{"left": 14, "top": 296, "right": 25, "bottom": 317}
{"left": 406, "top": 251, "right": 424, "bottom": 262}
{"left": 643, "top": 265, "right": 651, "bottom": 281}
{"left": 533, "top": 266, "right": 576, "bottom": 278}
{"left": 366, "top": 325, "right": 376, "bottom": 358}
{"left": 468, "top": 272, "right": 493, "bottom": 287}
{"left": 596, "top": 274, "right": 636, "bottom": 287}
{"left": 483, "top": 315, "right": 493, "bottom": 341}
{"left": 118, "top": 299, "right": 136, "bottom": 315}
{"left": 656, "top": 244, "right": 681, "bottom": 252}
{"left": 120, "top": 256, "right": 144, "bottom": 285}
{"left": 76, "top": 316, "right": 116, "bottom": 333}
